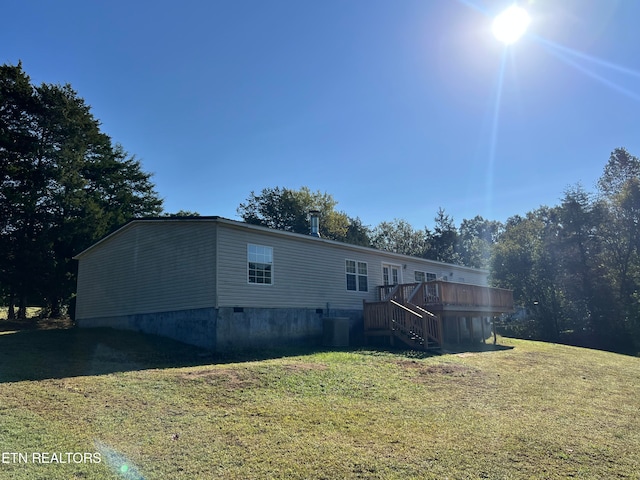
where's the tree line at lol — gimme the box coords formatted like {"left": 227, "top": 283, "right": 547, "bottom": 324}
{"left": 2, "top": 63, "right": 639, "bottom": 354}
{"left": 238, "top": 186, "right": 502, "bottom": 269}
{"left": 492, "top": 148, "right": 640, "bottom": 354}
{"left": 239, "top": 149, "right": 640, "bottom": 354}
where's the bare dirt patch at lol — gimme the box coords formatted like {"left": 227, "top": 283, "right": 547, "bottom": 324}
{"left": 181, "top": 367, "right": 264, "bottom": 390}
{"left": 36, "top": 317, "right": 75, "bottom": 329}
{"left": 282, "top": 362, "right": 328, "bottom": 373}
{"left": 456, "top": 352, "right": 478, "bottom": 358}
{"left": 395, "top": 359, "right": 481, "bottom": 379}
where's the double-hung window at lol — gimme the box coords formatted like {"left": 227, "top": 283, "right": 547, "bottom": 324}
{"left": 346, "top": 260, "right": 368, "bottom": 292}
{"left": 248, "top": 244, "right": 273, "bottom": 284}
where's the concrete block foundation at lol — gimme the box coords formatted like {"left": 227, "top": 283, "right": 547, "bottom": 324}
{"left": 77, "top": 307, "right": 364, "bottom": 352}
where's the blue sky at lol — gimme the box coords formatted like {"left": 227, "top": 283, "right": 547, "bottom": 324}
{"left": 3, "top": 0, "right": 639, "bottom": 230}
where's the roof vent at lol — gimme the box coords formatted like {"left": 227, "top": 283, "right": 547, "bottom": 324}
{"left": 309, "top": 210, "right": 321, "bottom": 238}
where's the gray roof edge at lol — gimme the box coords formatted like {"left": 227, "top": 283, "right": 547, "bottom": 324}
{"left": 216, "top": 217, "right": 489, "bottom": 274}
{"left": 72, "top": 216, "right": 489, "bottom": 274}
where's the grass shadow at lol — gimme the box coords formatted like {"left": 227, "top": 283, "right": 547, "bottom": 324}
{"left": 440, "top": 342, "right": 515, "bottom": 355}
{"left": 0, "top": 327, "right": 222, "bottom": 383}
{"left": 0, "top": 320, "right": 517, "bottom": 383}
{"left": 356, "top": 343, "right": 514, "bottom": 360}
{"left": 0, "top": 325, "right": 367, "bottom": 383}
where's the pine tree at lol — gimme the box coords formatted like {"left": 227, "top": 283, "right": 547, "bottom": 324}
{"left": 0, "top": 62, "right": 162, "bottom": 317}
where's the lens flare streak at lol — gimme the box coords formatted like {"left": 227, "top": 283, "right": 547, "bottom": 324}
{"left": 532, "top": 35, "right": 640, "bottom": 79}
{"left": 541, "top": 44, "right": 640, "bottom": 102}
{"left": 486, "top": 48, "right": 509, "bottom": 218}
{"left": 453, "top": 0, "right": 491, "bottom": 16}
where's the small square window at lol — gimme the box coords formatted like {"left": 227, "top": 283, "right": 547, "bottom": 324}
{"left": 346, "top": 260, "right": 356, "bottom": 274}
{"left": 358, "top": 262, "right": 367, "bottom": 275}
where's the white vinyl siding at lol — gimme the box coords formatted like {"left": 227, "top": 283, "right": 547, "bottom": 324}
{"left": 216, "top": 223, "right": 486, "bottom": 309}
{"left": 75, "top": 218, "right": 490, "bottom": 319}
{"left": 216, "top": 226, "right": 378, "bottom": 309}
{"left": 75, "top": 221, "right": 217, "bottom": 319}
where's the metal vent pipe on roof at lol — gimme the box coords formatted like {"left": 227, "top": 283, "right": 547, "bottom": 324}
{"left": 309, "top": 210, "right": 321, "bottom": 237}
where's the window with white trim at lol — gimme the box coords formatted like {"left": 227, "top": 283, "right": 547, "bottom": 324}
{"left": 248, "top": 244, "right": 273, "bottom": 284}
{"left": 346, "top": 260, "right": 368, "bottom": 292}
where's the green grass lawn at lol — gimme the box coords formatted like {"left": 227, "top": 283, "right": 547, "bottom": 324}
{"left": 0, "top": 324, "right": 639, "bottom": 479}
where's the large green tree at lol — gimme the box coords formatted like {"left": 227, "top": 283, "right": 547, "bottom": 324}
{"left": 554, "top": 186, "right": 615, "bottom": 341}
{"left": 491, "top": 208, "right": 565, "bottom": 341}
{"left": 457, "top": 215, "right": 503, "bottom": 269}
{"left": 426, "top": 208, "right": 461, "bottom": 264}
{"left": 598, "top": 150, "right": 640, "bottom": 301}
{"left": 0, "top": 62, "right": 162, "bottom": 318}
{"left": 237, "top": 186, "right": 371, "bottom": 246}
{"left": 597, "top": 151, "right": 640, "bottom": 346}
{"left": 492, "top": 148, "right": 640, "bottom": 352}
{"left": 371, "top": 218, "right": 429, "bottom": 257}
{"left": 598, "top": 147, "right": 640, "bottom": 198}
{"left": 370, "top": 210, "right": 497, "bottom": 267}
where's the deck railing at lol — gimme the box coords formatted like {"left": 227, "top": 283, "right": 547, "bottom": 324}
{"left": 411, "top": 303, "right": 443, "bottom": 346}
{"left": 379, "top": 281, "right": 513, "bottom": 311}
{"left": 363, "top": 300, "right": 391, "bottom": 331}
{"left": 379, "top": 283, "right": 419, "bottom": 302}
{"left": 406, "top": 281, "right": 513, "bottom": 311}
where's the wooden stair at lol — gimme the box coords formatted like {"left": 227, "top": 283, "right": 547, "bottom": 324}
{"left": 363, "top": 286, "right": 443, "bottom": 351}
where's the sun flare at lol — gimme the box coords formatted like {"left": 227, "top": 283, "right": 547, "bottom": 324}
{"left": 492, "top": 5, "right": 531, "bottom": 45}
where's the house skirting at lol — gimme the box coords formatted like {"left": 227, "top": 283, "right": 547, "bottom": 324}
{"left": 76, "top": 307, "right": 364, "bottom": 351}
{"left": 441, "top": 315, "right": 493, "bottom": 345}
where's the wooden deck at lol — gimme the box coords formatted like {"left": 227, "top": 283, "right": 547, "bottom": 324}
{"left": 364, "top": 281, "right": 514, "bottom": 349}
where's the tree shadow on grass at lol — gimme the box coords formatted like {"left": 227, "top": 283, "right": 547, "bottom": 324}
{"left": 356, "top": 342, "right": 514, "bottom": 360}
{"left": 0, "top": 327, "right": 221, "bottom": 383}
{"left": 0, "top": 323, "right": 516, "bottom": 383}
{"left": 440, "top": 342, "right": 515, "bottom": 355}
{"left": 0, "top": 326, "right": 361, "bottom": 383}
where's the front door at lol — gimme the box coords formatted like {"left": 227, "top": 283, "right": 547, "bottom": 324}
{"left": 382, "top": 264, "right": 401, "bottom": 286}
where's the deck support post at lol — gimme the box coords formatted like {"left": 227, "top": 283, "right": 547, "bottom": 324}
{"left": 492, "top": 316, "right": 497, "bottom": 345}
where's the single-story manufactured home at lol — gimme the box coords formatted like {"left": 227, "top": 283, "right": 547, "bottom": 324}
{"left": 73, "top": 216, "right": 513, "bottom": 351}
